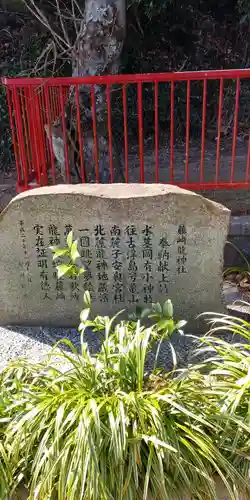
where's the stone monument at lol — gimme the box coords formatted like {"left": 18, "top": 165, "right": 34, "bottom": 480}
{"left": 0, "top": 184, "right": 230, "bottom": 327}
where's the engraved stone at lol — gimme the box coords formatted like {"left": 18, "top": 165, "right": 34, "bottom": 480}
{"left": 0, "top": 184, "right": 230, "bottom": 327}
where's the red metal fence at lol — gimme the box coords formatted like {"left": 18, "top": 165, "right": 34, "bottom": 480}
{"left": 3, "top": 69, "right": 250, "bottom": 192}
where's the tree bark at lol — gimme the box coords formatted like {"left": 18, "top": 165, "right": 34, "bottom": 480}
{"left": 48, "top": 0, "right": 126, "bottom": 184}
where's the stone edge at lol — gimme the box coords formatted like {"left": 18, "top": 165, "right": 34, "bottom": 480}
{"left": 0, "top": 184, "right": 230, "bottom": 222}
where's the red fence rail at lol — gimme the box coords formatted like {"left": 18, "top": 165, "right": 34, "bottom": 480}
{"left": 3, "top": 69, "right": 250, "bottom": 192}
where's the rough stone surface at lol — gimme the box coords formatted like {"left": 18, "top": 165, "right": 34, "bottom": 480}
{"left": 0, "top": 184, "right": 230, "bottom": 327}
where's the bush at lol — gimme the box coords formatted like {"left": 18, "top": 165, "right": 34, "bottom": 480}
{"left": 0, "top": 234, "right": 250, "bottom": 499}
{"left": 1, "top": 306, "right": 248, "bottom": 499}
{"left": 195, "top": 308, "right": 250, "bottom": 475}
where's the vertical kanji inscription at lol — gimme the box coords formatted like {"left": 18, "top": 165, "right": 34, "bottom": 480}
{"left": 19, "top": 220, "right": 32, "bottom": 293}
{"left": 142, "top": 225, "right": 154, "bottom": 304}
{"left": 33, "top": 224, "right": 51, "bottom": 300}
{"left": 125, "top": 225, "right": 139, "bottom": 304}
{"left": 110, "top": 225, "right": 124, "bottom": 304}
{"left": 157, "top": 235, "right": 171, "bottom": 294}
{"left": 78, "top": 228, "right": 96, "bottom": 300}
{"left": 50, "top": 225, "right": 65, "bottom": 300}
{"left": 95, "top": 224, "right": 108, "bottom": 303}
{"left": 176, "top": 224, "right": 188, "bottom": 274}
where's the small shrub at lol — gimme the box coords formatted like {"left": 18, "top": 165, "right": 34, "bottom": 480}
{"left": 224, "top": 241, "right": 250, "bottom": 277}
{"left": 195, "top": 308, "right": 250, "bottom": 474}
{"left": 0, "top": 233, "right": 250, "bottom": 498}
{"left": 1, "top": 308, "right": 248, "bottom": 499}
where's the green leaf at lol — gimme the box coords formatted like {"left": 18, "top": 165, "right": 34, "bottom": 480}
{"left": 84, "top": 291, "right": 91, "bottom": 307}
{"left": 78, "top": 268, "right": 85, "bottom": 275}
{"left": 80, "top": 309, "right": 90, "bottom": 322}
{"left": 157, "top": 318, "right": 173, "bottom": 331}
{"left": 57, "top": 264, "right": 74, "bottom": 279}
{"left": 51, "top": 248, "right": 69, "bottom": 260}
{"left": 93, "top": 315, "right": 106, "bottom": 328}
{"left": 152, "top": 302, "right": 162, "bottom": 315}
{"left": 163, "top": 299, "right": 173, "bottom": 318}
{"left": 175, "top": 320, "right": 187, "bottom": 330}
{"left": 67, "top": 231, "right": 73, "bottom": 248}
{"left": 70, "top": 240, "right": 80, "bottom": 263}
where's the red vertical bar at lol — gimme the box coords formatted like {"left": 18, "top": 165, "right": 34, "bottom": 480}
{"left": 231, "top": 77, "right": 240, "bottom": 183}
{"left": 56, "top": 88, "right": 61, "bottom": 120}
{"left": 60, "top": 85, "right": 70, "bottom": 183}
{"left": 246, "top": 134, "right": 250, "bottom": 183}
{"left": 106, "top": 84, "right": 114, "bottom": 183}
{"left": 29, "top": 86, "right": 41, "bottom": 185}
{"left": 53, "top": 88, "right": 59, "bottom": 123}
{"left": 13, "top": 87, "right": 28, "bottom": 189}
{"left": 44, "top": 84, "right": 56, "bottom": 184}
{"left": 137, "top": 82, "right": 144, "bottom": 183}
{"left": 170, "top": 80, "right": 175, "bottom": 183}
{"left": 40, "top": 88, "right": 50, "bottom": 168}
{"left": 51, "top": 88, "right": 56, "bottom": 122}
{"left": 33, "top": 91, "right": 44, "bottom": 183}
{"left": 91, "top": 85, "right": 99, "bottom": 183}
{"left": 25, "top": 87, "right": 34, "bottom": 172}
{"left": 154, "top": 82, "right": 159, "bottom": 183}
{"left": 6, "top": 87, "right": 21, "bottom": 188}
{"left": 20, "top": 90, "right": 31, "bottom": 175}
{"left": 122, "top": 84, "right": 129, "bottom": 183}
{"left": 185, "top": 80, "right": 191, "bottom": 185}
{"left": 215, "top": 78, "right": 224, "bottom": 184}
{"left": 200, "top": 79, "right": 207, "bottom": 183}
{"left": 75, "top": 84, "right": 85, "bottom": 183}
{"left": 36, "top": 90, "right": 48, "bottom": 185}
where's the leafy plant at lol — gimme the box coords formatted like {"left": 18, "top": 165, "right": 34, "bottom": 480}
{"left": 1, "top": 307, "right": 248, "bottom": 499}
{"left": 51, "top": 231, "right": 186, "bottom": 345}
{"left": 191, "top": 307, "right": 250, "bottom": 477}
{"left": 0, "top": 444, "right": 12, "bottom": 500}
{"left": 0, "top": 417, "right": 12, "bottom": 499}
{"left": 224, "top": 241, "right": 250, "bottom": 278}
{"left": 224, "top": 241, "right": 250, "bottom": 297}
{"left": 0, "top": 233, "right": 250, "bottom": 498}
{"left": 51, "top": 230, "right": 85, "bottom": 279}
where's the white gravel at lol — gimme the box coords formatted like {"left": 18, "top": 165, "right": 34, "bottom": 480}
{"left": 0, "top": 326, "right": 78, "bottom": 370}
{"left": 0, "top": 325, "right": 196, "bottom": 372}
{"left": 0, "top": 273, "right": 247, "bottom": 372}
{"left": 0, "top": 320, "right": 248, "bottom": 373}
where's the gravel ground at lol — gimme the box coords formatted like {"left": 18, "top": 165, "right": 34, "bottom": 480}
{"left": 0, "top": 287, "right": 248, "bottom": 371}
{"left": 0, "top": 321, "right": 248, "bottom": 374}
{"left": 0, "top": 326, "right": 82, "bottom": 371}
{"left": 0, "top": 324, "right": 200, "bottom": 372}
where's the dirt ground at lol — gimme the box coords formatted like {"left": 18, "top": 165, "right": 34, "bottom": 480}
{"left": 1, "top": 138, "right": 250, "bottom": 214}
{"left": 126, "top": 138, "right": 250, "bottom": 214}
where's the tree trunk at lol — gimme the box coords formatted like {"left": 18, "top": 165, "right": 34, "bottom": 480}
{"left": 48, "top": 0, "right": 126, "bottom": 184}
